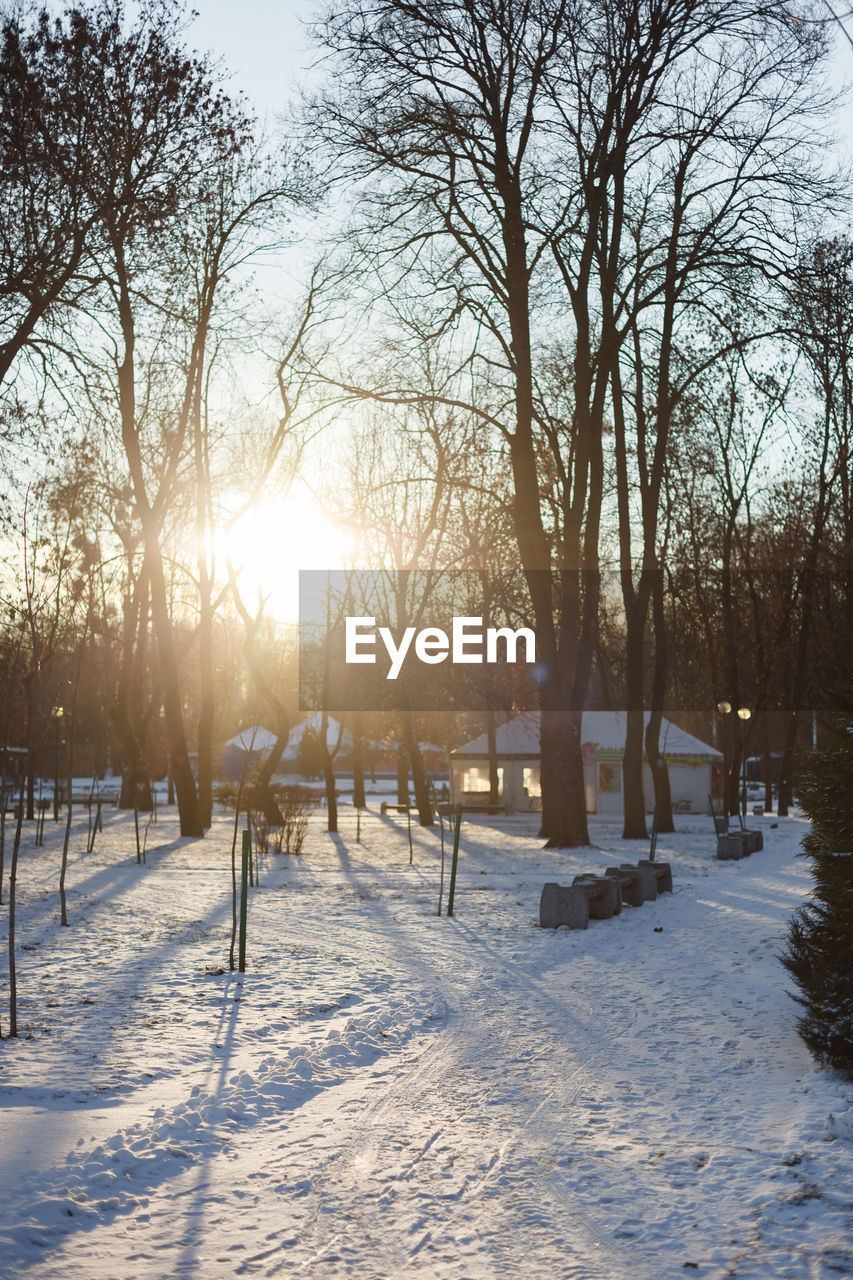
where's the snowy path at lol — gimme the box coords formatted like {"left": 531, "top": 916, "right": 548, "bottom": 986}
{"left": 0, "top": 804, "right": 851, "bottom": 1278}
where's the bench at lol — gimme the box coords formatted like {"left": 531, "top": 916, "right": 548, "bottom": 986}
{"left": 717, "top": 829, "right": 763, "bottom": 860}
{"left": 380, "top": 802, "right": 411, "bottom": 815}
{"left": 540, "top": 860, "right": 673, "bottom": 929}
{"left": 604, "top": 864, "right": 649, "bottom": 907}
{"left": 639, "top": 858, "right": 673, "bottom": 894}
{"left": 572, "top": 874, "right": 622, "bottom": 918}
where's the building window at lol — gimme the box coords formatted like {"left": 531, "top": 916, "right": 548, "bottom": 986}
{"left": 461, "top": 767, "right": 502, "bottom": 793}
{"left": 522, "top": 767, "right": 541, "bottom": 797}
{"left": 599, "top": 762, "right": 621, "bottom": 794}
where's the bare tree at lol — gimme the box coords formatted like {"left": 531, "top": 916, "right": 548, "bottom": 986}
{"left": 0, "top": 5, "right": 105, "bottom": 389}
{"left": 308, "top": 0, "right": 837, "bottom": 844}
{"left": 603, "top": 2, "right": 835, "bottom": 837}
{"left": 308, "top": 0, "right": 595, "bottom": 845}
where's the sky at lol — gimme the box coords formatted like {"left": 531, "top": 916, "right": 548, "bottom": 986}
{"left": 179, "top": 0, "right": 853, "bottom": 622}
{"left": 184, "top": 0, "right": 853, "bottom": 148}
{"left": 184, "top": 0, "right": 316, "bottom": 121}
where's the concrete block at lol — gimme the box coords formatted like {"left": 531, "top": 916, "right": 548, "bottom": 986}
{"left": 540, "top": 882, "right": 589, "bottom": 930}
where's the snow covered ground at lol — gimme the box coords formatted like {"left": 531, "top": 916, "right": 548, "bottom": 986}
{"left": 0, "top": 801, "right": 851, "bottom": 1279}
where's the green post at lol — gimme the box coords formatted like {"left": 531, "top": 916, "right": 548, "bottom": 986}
{"left": 96, "top": 799, "right": 103, "bottom": 832}
{"left": 446, "top": 810, "right": 462, "bottom": 917}
{"left": 406, "top": 802, "right": 413, "bottom": 864}
{"left": 239, "top": 828, "right": 250, "bottom": 973}
{"left": 649, "top": 808, "right": 658, "bottom": 862}
{"left": 153, "top": 787, "right": 158, "bottom": 824}
{"left": 356, "top": 805, "right": 361, "bottom": 843}
{"left": 87, "top": 801, "right": 93, "bottom": 852}
{"left": 134, "top": 804, "right": 141, "bottom": 864}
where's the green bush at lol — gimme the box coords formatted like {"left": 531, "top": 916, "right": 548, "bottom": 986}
{"left": 781, "top": 730, "right": 853, "bottom": 1075}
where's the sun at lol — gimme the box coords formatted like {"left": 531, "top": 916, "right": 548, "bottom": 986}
{"left": 215, "top": 491, "right": 348, "bottom": 621}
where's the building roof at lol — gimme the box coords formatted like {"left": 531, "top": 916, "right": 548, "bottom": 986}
{"left": 451, "top": 711, "right": 720, "bottom": 760}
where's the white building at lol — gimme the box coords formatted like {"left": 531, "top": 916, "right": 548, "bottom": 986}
{"left": 450, "top": 711, "right": 721, "bottom": 815}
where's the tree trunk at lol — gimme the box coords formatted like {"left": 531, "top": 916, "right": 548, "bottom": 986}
{"left": 622, "top": 598, "right": 649, "bottom": 839}
{"left": 761, "top": 709, "right": 773, "bottom": 813}
{"left": 352, "top": 713, "right": 366, "bottom": 810}
{"left": 646, "top": 571, "right": 674, "bottom": 832}
{"left": 0, "top": 786, "right": 5, "bottom": 906}
{"left": 250, "top": 730, "right": 287, "bottom": 826}
{"left": 778, "top": 574, "right": 818, "bottom": 816}
{"left": 60, "top": 709, "right": 74, "bottom": 926}
{"left": 114, "top": 567, "right": 153, "bottom": 811}
{"left": 320, "top": 705, "right": 338, "bottom": 833}
{"left": 725, "top": 718, "right": 743, "bottom": 819}
{"left": 114, "top": 252, "right": 202, "bottom": 837}
{"left": 146, "top": 551, "right": 203, "bottom": 835}
{"left": 25, "top": 680, "right": 36, "bottom": 821}
{"left": 196, "top": 599, "right": 214, "bottom": 828}
{"left": 195, "top": 394, "right": 215, "bottom": 829}
{"left": 7, "top": 775, "right": 25, "bottom": 1038}
{"left": 539, "top": 708, "right": 589, "bottom": 847}
{"left": 112, "top": 690, "right": 153, "bottom": 811}
{"left": 487, "top": 709, "right": 500, "bottom": 807}
{"left": 401, "top": 707, "right": 433, "bottom": 826}
{"left": 396, "top": 741, "right": 409, "bottom": 806}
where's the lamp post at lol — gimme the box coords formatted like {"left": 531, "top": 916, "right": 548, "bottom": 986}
{"left": 52, "top": 706, "right": 64, "bottom": 822}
